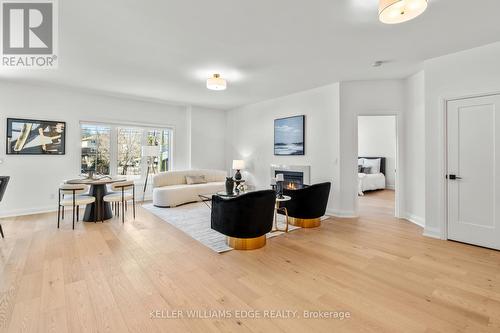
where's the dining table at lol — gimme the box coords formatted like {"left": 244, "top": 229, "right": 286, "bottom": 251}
{"left": 65, "top": 177, "right": 126, "bottom": 222}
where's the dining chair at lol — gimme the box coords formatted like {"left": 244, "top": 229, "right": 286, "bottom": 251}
{"left": 103, "top": 180, "right": 135, "bottom": 223}
{"left": 0, "top": 176, "right": 10, "bottom": 238}
{"left": 58, "top": 184, "right": 95, "bottom": 229}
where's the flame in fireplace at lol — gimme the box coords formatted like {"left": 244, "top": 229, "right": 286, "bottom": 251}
{"left": 286, "top": 182, "right": 297, "bottom": 190}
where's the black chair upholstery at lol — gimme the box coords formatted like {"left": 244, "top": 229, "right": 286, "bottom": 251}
{"left": 211, "top": 190, "right": 275, "bottom": 239}
{"left": 279, "top": 182, "right": 331, "bottom": 219}
{"left": 0, "top": 176, "right": 10, "bottom": 238}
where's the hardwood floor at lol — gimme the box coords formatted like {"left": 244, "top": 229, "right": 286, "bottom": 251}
{"left": 1, "top": 198, "right": 500, "bottom": 332}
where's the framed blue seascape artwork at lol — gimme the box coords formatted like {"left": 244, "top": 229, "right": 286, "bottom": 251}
{"left": 274, "top": 115, "right": 305, "bottom": 156}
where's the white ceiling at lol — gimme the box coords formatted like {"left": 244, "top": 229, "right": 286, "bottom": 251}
{"left": 2, "top": 0, "right": 500, "bottom": 110}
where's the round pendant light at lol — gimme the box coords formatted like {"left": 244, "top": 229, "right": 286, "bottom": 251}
{"left": 379, "top": 0, "right": 428, "bottom": 24}
{"left": 206, "top": 74, "right": 227, "bottom": 91}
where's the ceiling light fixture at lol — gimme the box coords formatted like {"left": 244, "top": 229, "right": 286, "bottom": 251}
{"left": 379, "top": 0, "right": 428, "bottom": 24}
{"left": 206, "top": 73, "right": 227, "bottom": 91}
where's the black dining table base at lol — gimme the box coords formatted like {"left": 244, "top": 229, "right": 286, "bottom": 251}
{"left": 83, "top": 184, "right": 113, "bottom": 222}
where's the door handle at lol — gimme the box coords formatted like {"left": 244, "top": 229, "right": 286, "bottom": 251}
{"left": 448, "top": 174, "right": 462, "bottom": 180}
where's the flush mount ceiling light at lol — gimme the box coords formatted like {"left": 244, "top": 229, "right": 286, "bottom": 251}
{"left": 206, "top": 73, "right": 227, "bottom": 91}
{"left": 379, "top": 0, "right": 428, "bottom": 24}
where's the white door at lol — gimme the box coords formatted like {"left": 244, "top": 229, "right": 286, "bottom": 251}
{"left": 447, "top": 95, "right": 500, "bottom": 250}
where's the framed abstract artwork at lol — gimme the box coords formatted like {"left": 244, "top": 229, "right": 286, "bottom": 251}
{"left": 6, "top": 118, "right": 66, "bottom": 155}
{"left": 274, "top": 115, "right": 305, "bottom": 156}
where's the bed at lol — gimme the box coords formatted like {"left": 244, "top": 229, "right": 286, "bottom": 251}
{"left": 358, "top": 157, "right": 386, "bottom": 196}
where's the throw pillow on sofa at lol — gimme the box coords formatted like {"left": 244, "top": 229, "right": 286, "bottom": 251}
{"left": 186, "top": 175, "right": 207, "bottom": 185}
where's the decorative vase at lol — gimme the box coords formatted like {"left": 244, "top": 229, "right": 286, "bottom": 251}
{"left": 225, "top": 177, "right": 234, "bottom": 195}
{"left": 88, "top": 170, "right": 95, "bottom": 180}
{"left": 234, "top": 169, "right": 242, "bottom": 180}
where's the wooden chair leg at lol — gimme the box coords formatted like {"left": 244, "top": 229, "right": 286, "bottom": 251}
{"left": 122, "top": 200, "right": 125, "bottom": 223}
{"left": 77, "top": 205, "right": 80, "bottom": 222}
{"left": 0, "top": 224, "right": 4, "bottom": 238}
{"left": 57, "top": 205, "right": 61, "bottom": 229}
{"left": 62, "top": 206, "right": 64, "bottom": 220}
{"left": 72, "top": 205, "right": 76, "bottom": 230}
{"left": 132, "top": 199, "right": 136, "bottom": 220}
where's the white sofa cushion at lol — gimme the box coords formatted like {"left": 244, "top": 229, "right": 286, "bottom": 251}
{"left": 153, "top": 169, "right": 226, "bottom": 187}
{"left": 153, "top": 182, "right": 225, "bottom": 207}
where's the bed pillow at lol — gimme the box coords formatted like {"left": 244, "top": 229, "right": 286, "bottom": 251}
{"left": 186, "top": 175, "right": 207, "bottom": 185}
{"left": 363, "top": 158, "right": 381, "bottom": 174}
{"left": 361, "top": 166, "right": 372, "bottom": 174}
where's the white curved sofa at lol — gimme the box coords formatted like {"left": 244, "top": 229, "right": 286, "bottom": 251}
{"left": 152, "top": 169, "right": 227, "bottom": 207}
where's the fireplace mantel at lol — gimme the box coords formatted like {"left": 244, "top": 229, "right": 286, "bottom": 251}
{"left": 270, "top": 165, "right": 311, "bottom": 185}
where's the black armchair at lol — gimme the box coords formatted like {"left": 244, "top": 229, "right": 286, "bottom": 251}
{"left": 211, "top": 190, "right": 275, "bottom": 250}
{"left": 279, "top": 182, "right": 331, "bottom": 228}
{"left": 0, "top": 176, "right": 10, "bottom": 238}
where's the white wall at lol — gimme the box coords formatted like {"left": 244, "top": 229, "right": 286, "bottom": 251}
{"left": 424, "top": 41, "right": 500, "bottom": 238}
{"left": 339, "top": 80, "right": 406, "bottom": 217}
{"left": 0, "top": 81, "right": 226, "bottom": 217}
{"left": 190, "top": 106, "right": 226, "bottom": 170}
{"left": 225, "top": 83, "right": 341, "bottom": 213}
{"left": 404, "top": 71, "right": 425, "bottom": 227}
{"left": 358, "top": 116, "right": 396, "bottom": 188}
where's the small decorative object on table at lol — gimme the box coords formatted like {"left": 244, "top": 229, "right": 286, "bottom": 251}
{"left": 225, "top": 177, "right": 235, "bottom": 195}
{"left": 275, "top": 173, "right": 284, "bottom": 199}
{"left": 232, "top": 160, "right": 245, "bottom": 180}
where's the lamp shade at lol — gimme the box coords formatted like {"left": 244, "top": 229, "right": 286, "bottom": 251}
{"left": 275, "top": 173, "right": 284, "bottom": 182}
{"left": 232, "top": 160, "right": 245, "bottom": 170}
{"left": 142, "top": 145, "right": 160, "bottom": 157}
{"left": 379, "top": 0, "right": 428, "bottom": 24}
{"left": 206, "top": 74, "right": 227, "bottom": 91}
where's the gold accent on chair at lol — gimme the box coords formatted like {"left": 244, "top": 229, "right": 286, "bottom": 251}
{"left": 227, "top": 235, "right": 266, "bottom": 250}
{"left": 289, "top": 217, "right": 321, "bottom": 228}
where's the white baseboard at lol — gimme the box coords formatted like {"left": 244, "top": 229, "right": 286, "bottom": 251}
{"left": 403, "top": 213, "right": 425, "bottom": 228}
{"left": 326, "top": 209, "right": 358, "bottom": 218}
{"left": 386, "top": 185, "right": 395, "bottom": 190}
{"left": 0, "top": 205, "right": 56, "bottom": 219}
{"left": 423, "top": 226, "right": 443, "bottom": 239}
{"left": 0, "top": 196, "right": 152, "bottom": 219}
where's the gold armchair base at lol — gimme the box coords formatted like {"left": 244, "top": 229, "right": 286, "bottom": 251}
{"left": 289, "top": 217, "right": 321, "bottom": 228}
{"left": 227, "top": 235, "right": 266, "bottom": 250}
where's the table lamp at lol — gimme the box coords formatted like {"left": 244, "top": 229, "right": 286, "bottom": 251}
{"left": 232, "top": 160, "right": 245, "bottom": 180}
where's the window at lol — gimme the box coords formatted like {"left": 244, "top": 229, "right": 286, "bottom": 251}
{"left": 81, "top": 124, "right": 111, "bottom": 175}
{"left": 117, "top": 127, "right": 143, "bottom": 179}
{"left": 80, "top": 123, "right": 172, "bottom": 182}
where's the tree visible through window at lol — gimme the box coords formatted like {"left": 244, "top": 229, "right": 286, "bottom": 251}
{"left": 117, "top": 127, "right": 142, "bottom": 178}
{"left": 81, "top": 124, "right": 111, "bottom": 175}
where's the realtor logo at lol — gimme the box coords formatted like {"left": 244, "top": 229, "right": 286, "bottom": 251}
{"left": 1, "top": 0, "right": 58, "bottom": 68}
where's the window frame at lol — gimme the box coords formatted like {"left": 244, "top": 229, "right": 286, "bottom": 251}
{"left": 79, "top": 120, "right": 173, "bottom": 184}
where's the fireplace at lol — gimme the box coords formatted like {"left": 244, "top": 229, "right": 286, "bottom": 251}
{"left": 270, "top": 164, "right": 311, "bottom": 189}
{"left": 275, "top": 171, "right": 304, "bottom": 190}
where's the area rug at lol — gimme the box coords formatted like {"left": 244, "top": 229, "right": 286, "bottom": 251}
{"left": 142, "top": 201, "right": 304, "bottom": 253}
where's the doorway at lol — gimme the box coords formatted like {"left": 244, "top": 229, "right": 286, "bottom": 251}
{"left": 446, "top": 94, "right": 500, "bottom": 250}
{"left": 357, "top": 115, "right": 398, "bottom": 217}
